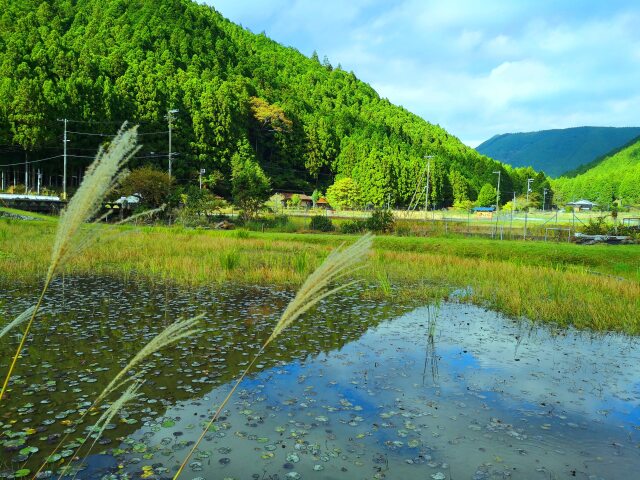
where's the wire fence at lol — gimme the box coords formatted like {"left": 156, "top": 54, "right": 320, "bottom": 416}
{"left": 284, "top": 207, "right": 635, "bottom": 242}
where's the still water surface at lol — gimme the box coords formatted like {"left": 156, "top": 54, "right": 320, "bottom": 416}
{"left": 0, "top": 278, "right": 638, "bottom": 479}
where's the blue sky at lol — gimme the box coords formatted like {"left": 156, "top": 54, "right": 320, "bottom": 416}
{"left": 205, "top": 0, "right": 640, "bottom": 146}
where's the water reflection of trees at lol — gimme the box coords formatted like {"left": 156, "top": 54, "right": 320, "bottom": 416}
{"left": 0, "top": 277, "right": 405, "bottom": 469}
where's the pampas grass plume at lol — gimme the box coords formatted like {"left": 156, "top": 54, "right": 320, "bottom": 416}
{"left": 47, "top": 125, "right": 140, "bottom": 283}
{"left": 95, "top": 314, "right": 203, "bottom": 405}
{"left": 266, "top": 233, "right": 373, "bottom": 346}
{"left": 172, "top": 234, "right": 373, "bottom": 479}
{"left": 0, "top": 306, "right": 36, "bottom": 339}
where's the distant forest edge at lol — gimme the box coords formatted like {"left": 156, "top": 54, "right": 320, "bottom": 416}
{"left": 475, "top": 126, "right": 640, "bottom": 178}
{"left": 553, "top": 138, "right": 640, "bottom": 206}
{"left": 0, "top": 0, "right": 551, "bottom": 208}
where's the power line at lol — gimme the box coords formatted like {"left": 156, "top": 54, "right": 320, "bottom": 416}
{"left": 0, "top": 153, "right": 172, "bottom": 167}
{"left": 67, "top": 130, "right": 169, "bottom": 137}
{"left": 64, "top": 118, "right": 160, "bottom": 126}
{"left": 0, "top": 155, "right": 63, "bottom": 167}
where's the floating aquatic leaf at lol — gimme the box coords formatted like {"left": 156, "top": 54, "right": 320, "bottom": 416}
{"left": 18, "top": 445, "right": 38, "bottom": 456}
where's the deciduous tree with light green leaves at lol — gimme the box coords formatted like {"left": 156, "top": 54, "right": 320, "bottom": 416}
{"left": 476, "top": 183, "right": 497, "bottom": 207}
{"left": 326, "top": 177, "right": 361, "bottom": 210}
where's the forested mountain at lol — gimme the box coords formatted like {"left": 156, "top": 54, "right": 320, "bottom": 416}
{"left": 552, "top": 139, "right": 640, "bottom": 206}
{"left": 476, "top": 127, "right": 640, "bottom": 177}
{"left": 0, "top": 0, "right": 544, "bottom": 207}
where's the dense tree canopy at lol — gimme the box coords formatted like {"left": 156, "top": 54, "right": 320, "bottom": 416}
{"left": 0, "top": 0, "right": 546, "bottom": 207}
{"left": 553, "top": 139, "right": 640, "bottom": 206}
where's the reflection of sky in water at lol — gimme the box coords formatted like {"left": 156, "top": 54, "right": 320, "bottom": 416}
{"left": 5, "top": 277, "right": 637, "bottom": 479}
{"left": 119, "top": 303, "right": 640, "bottom": 480}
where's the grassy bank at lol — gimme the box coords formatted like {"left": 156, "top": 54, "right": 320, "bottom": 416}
{"left": 1, "top": 218, "right": 639, "bottom": 333}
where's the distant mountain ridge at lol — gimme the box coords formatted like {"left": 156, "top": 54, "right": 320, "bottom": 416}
{"left": 475, "top": 126, "right": 640, "bottom": 177}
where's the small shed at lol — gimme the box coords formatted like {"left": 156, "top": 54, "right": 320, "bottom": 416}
{"left": 315, "top": 197, "right": 331, "bottom": 209}
{"left": 566, "top": 200, "right": 597, "bottom": 211}
{"left": 279, "top": 192, "right": 313, "bottom": 208}
{"left": 472, "top": 206, "right": 495, "bottom": 218}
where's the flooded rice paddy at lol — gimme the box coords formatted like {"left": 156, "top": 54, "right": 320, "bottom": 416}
{"left": 0, "top": 277, "right": 639, "bottom": 480}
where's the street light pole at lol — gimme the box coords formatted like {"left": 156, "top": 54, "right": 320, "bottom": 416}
{"left": 492, "top": 171, "right": 501, "bottom": 212}
{"left": 493, "top": 170, "right": 501, "bottom": 235}
{"left": 526, "top": 178, "right": 534, "bottom": 204}
{"left": 56, "top": 118, "right": 68, "bottom": 199}
{"left": 543, "top": 188, "right": 548, "bottom": 212}
{"left": 424, "top": 155, "right": 434, "bottom": 219}
{"left": 166, "top": 109, "right": 178, "bottom": 178}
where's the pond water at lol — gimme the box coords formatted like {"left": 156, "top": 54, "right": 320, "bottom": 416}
{"left": 0, "top": 278, "right": 638, "bottom": 480}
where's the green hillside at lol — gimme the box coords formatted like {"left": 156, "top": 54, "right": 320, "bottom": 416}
{"left": 476, "top": 126, "right": 640, "bottom": 177}
{"left": 552, "top": 139, "right": 640, "bottom": 205}
{"left": 0, "top": 0, "right": 544, "bottom": 207}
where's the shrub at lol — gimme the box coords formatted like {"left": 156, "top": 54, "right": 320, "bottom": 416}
{"left": 340, "top": 219, "right": 367, "bottom": 234}
{"left": 118, "top": 166, "right": 172, "bottom": 208}
{"left": 581, "top": 217, "right": 610, "bottom": 235}
{"left": 309, "top": 215, "right": 334, "bottom": 232}
{"left": 394, "top": 224, "right": 412, "bottom": 236}
{"left": 365, "top": 210, "right": 395, "bottom": 233}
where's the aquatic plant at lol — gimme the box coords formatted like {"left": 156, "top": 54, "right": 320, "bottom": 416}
{"left": 0, "top": 124, "right": 139, "bottom": 401}
{"left": 28, "top": 314, "right": 204, "bottom": 479}
{"left": 292, "top": 250, "right": 308, "bottom": 274}
{"left": 173, "top": 233, "right": 373, "bottom": 479}
{"left": 2, "top": 224, "right": 638, "bottom": 332}
{"left": 220, "top": 249, "right": 240, "bottom": 271}
{"left": 423, "top": 301, "right": 440, "bottom": 384}
{"left": 376, "top": 268, "right": 392, "bottom": 296}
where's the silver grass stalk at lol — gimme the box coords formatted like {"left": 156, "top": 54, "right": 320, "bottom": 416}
{"left": 173, "top": 234, "right": 373, "bottom": 480}
{"left": 115, "top": 204, "right": 166, "bottom": 225}
{"left": 0, "top": 306, "right": 36, "bottom": 339}
{"left": 90, "top": 380, "right": 144, "bottom": 442}
{"left": 266, "top": 233, "right": 373, "bottom": 345}
{"left": 38, "top": 316, "right": 203, "bottom": 480}
{"left": 95, "top": 314, "right": 203, "bottom": 405}
{"left": 46, "top": 125, "right": 140, "bottom": 283}
{"left": 58, "top": 380, "right": 144, "bottom": 480}
{"left": 1, "top": 125, "right": 139, "bottom": 402}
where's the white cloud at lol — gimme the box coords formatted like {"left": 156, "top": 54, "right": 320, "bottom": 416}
{"left": 207, "top": 0, "right": 640, "bottom": 144}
